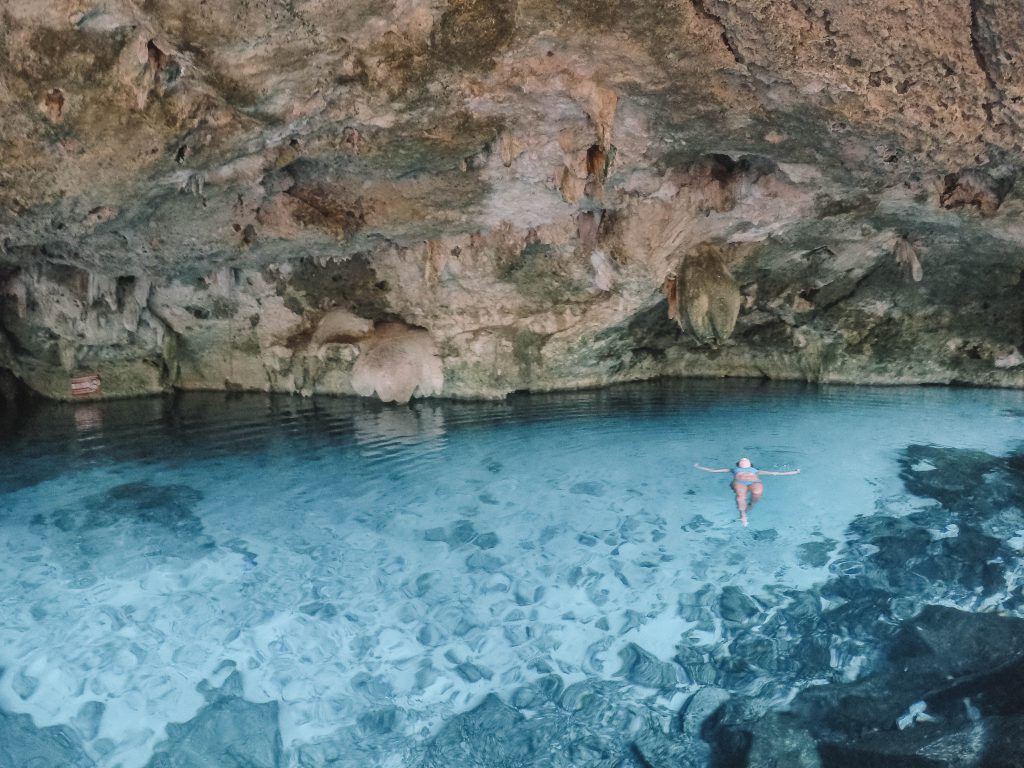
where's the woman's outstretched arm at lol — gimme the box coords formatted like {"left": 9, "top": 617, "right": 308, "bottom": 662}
{"left": 758, "top": 469, "right": 801, "bottom": 476}
{"left": 694, "top": 463, "right": 730, "bottom": 473}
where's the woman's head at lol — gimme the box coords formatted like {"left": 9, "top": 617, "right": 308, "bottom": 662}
{"left": 736, "top": 457, "right": 752, "bottom": 468}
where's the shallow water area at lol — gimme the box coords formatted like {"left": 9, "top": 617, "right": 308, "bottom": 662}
{"left": 2, "top": 380, "right": 1024, "bottom": 767}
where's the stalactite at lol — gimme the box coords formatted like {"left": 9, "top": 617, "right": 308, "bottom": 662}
{"left": 894, "top": 236, "right": 923, "bottom": 282}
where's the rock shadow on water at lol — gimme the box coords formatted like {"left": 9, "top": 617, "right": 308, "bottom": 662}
{"left": 569, "top": 481, "right": 607, "bottom": 497}
{"left": 423, "top": 518, "right": 499, "bottom": 549}
{"left": 681, "top": 514, "right": 714, "bottom": 532}
{"left": 38, "top": 480, "right": 215, "bottom": 570}
{"left": 83, "top": 481, "right": 204, "bottom": 534}
{"left": 795, "top": 538, "right": 837, "bottom": 568}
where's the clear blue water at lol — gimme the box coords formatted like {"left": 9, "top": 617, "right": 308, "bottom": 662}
{"left": 1, "top": 381, "right": 1023, "bottom": 767}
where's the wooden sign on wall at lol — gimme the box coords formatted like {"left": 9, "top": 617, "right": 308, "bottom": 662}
{"left": 70, "top": 373, "right": 102, "bottom": 397}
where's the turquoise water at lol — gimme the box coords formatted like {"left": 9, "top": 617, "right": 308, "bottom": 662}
{"left": 1, "top": 381, "right": 1023, "bottom": 766}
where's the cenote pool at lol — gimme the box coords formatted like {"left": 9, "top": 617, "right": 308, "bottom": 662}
{"left": 2, "top": 380, "right": 1024, "bottom": 767}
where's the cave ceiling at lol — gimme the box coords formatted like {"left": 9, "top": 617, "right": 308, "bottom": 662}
{"left": 1, "top": 0, "right": 1023, "bottom": 401}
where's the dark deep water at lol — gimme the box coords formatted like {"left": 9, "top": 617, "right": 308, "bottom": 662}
{"left": 2, "top": 380, "right": 1024, "bottom": 767}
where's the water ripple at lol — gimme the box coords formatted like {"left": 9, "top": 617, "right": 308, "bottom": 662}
{"left": 2, "top": 381, "right": 1024, "bottom": 767}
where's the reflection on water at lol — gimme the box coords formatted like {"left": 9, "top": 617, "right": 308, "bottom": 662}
{"left": 1, "top": 381, "right": 1024, "bottom": 767}
{"left": 353, "top": 406, "right": 447, "bottom": 455}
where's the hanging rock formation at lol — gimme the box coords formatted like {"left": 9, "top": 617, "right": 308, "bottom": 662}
{"left": 350, "top": 323, "right": 444, "bottom": 404}
{"left": 668, "top": 246, "right": 742, "bottom": 346}
{"left": 2, "top": 0, "right": 1024, "bottom": 401}
{"left": 894, "top": 236, "right": 923, "bottom": 283}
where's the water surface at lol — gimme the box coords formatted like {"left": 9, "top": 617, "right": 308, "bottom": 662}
{"left": 1, "top": 381, "right": 1023, "bottom": 766}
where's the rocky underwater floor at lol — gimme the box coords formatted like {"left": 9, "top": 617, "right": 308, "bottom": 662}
{"left": 1, "top": 382, "right": 1023, "bottom": 768}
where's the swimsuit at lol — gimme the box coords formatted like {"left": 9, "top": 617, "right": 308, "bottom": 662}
{"left": 732, "top": 467, "right": 760, "bottom": 486}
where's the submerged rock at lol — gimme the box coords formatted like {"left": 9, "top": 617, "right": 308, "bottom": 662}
{"left": 718, "top": 586, "right": 762, "bottom": 625}
{"left": 632, "top": 726, "right": 705, "bottom": 768}
{"left": 415, "top": 694, "right": 530, "bottom": 768}
{"left": 692, "top": 438, "right": 1024, "bottom": 766}
{"left": 71, "top": 701, "right": 105, "bottom": 742}
{"left": 145, "top": 671, "right": 282, "bottom": 768}
{"left": 678, "top": 686, "right": 732, "bottom": 737}
{"left": 416, "top": 681, "right": 674, "bottom": 768}
{"left": 705, "top": 605, "right": 1024, "bottom": 766}
{"left": 616, "top": 643, "right": 684, "bottom": 690}
{"left": 0, "top": 709, "right": 94, "bottom": 768}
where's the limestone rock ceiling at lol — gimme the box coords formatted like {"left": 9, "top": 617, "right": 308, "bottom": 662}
{"left": 1, "top": 0, "right": 1023, "bottom": 402}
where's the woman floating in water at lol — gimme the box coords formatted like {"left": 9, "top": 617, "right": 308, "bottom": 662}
{"left": 694, "top": 457, "right": 801, "bottom": 527}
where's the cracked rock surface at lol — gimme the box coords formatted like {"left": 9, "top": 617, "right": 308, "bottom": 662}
{"left": 2, "top": 0, "right": 1023, "bottom": 401}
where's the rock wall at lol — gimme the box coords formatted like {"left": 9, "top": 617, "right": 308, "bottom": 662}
{"left": 2, "top": 0, "right": 1024, "bottom": 401}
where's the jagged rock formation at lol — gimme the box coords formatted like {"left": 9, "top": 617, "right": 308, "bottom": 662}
{"left": 666, "top": 245, "right": 742, "bottom": 345}
{"left": 2, "top": 0, "right": 1024, "bottom": 401}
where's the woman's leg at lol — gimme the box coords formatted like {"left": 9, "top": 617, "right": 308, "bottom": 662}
{"left": 731, "top": 481, "right": 748, "bottom": 510}
{"left": 731, "top": 481, "right": 749, "bottom": 525}
{"left": 748, "top": 482, "right": 764, "bottom": 510}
